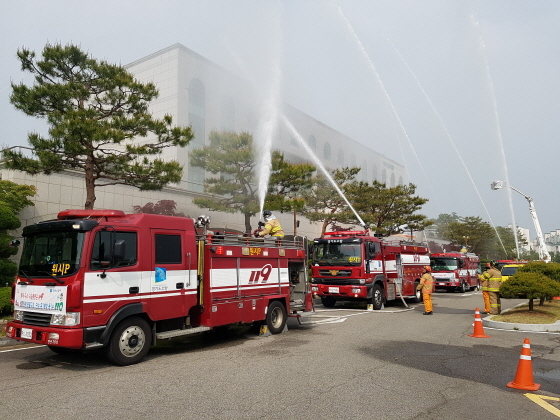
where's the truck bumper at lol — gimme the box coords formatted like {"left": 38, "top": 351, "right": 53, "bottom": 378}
{"left": 6, "top": 321, "right": 84, "bottom": 349}
{"left": 311, "top": 284, "right": 368, "bottom": 299}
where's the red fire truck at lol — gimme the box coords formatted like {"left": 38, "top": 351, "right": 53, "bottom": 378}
{"left": 429, "top": 252, "right": 481, "bottom": 292}
{"left": 6, "top": 210, "right": 312, "bottom": 365}
{"left": 310, "top": 230, "right": 430, "bottom": 309}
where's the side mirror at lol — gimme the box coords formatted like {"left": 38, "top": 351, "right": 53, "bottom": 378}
{"left": 9, "top": 239, "right": 20, "bottom": 247}
{"left": 113, "top": 240, "right": 126, "bottom": 263}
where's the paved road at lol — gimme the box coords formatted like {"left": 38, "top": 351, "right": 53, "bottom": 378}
{"left": 1, "top": 291, "right": 559, "bottom": 419}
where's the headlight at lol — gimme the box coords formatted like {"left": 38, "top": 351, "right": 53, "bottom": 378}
{"left": 13, "top": 310, "right": 24, "bottom": 321}
{"left": 359, "top": 279, "right": 365, "bottom": 284}
{"left": 51, "top": 312, "right": 80, "bottom": 326}
{"left": 311, "top": 286, "right": 319, "bottom": 292}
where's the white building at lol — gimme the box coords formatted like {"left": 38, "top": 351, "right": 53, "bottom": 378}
{"left": 2, "top": 43, "right": 406, "bottom": 238}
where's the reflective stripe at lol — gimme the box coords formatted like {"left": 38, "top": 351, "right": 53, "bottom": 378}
{"left": 520, "top": 355, "right": 531, "bottom": 360}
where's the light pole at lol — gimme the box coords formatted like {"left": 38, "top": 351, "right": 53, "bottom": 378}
{"left": 491, "top": 181, "right": 550, "bottom": 262}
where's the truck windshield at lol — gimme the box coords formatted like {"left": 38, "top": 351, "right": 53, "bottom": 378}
{"left": 19, "top": 231, "right": 85, "bottom": 277}
{"left": 501, "top": 266, "right": 520, "bottom": 276}
{"left": 430, "top": 258, "right": 458, "bottom": 271}
{"left": 313, "top": 243, "right": 362, "bottom": 266}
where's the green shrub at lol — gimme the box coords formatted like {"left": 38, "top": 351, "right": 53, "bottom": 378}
{"left": 501, "top": 272, "right": 560, "bottom": 311}
{"left": 0, "top": 287, "right": 13, "bottom": 316}
{"left": 518, "top": 262, "right": 560, "bottom": 282}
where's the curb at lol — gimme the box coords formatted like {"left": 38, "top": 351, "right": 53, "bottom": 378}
{"left": 0, "top": 336, "right": 19, "bottom": 347}
{"left": 482, "top": 316, "right": 560, "bottom": 332}
{"left": 481, "top": 302, "right": 560, "bottom": 332}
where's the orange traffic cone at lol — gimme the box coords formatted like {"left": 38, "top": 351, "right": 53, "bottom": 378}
{"left": 468, "top": 308, "right": 491, "bottom": 338}
{"left": 506, "top": 338, "right": 541, "bottom": 390}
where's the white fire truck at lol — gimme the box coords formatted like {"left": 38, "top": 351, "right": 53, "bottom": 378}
{"left": 6, "top": 210, "right": 312, "bottom": 365}
{"left": 429, "top": 252, "right": 481, "bottom": 292}
{"left": 310, "top": 230, "right": 430, "bottom": 309}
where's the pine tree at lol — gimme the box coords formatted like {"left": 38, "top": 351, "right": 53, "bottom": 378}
{"left": 5, "top": 43, "right": 193, "bottom": 209}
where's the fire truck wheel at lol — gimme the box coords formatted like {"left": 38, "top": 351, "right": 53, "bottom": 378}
{"left": 106, "top": 316, "right": 152, "bottom": 366}
{"left": 266, "top": 301, "right": 287, "bottom": 334}
{"left": 460, "top": 282, "right": 467, "bottom": 293}
{"left": 320, "top": 296, "right": 336, "bottom": 308}
{"left": 371, "top": 284, "right": 383, "bottom": 310}
{"left": 411, "top": 284, "right": 422, "bottom": 303}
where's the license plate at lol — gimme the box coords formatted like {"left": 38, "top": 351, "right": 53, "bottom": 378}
{"left": 328, "top": 287, "right": 339, "bottom": 293}
{"left": 21, "top": 328, "right": 33, "bottom": 340}
{"left": 439, "top": 283, "right": 446, "bottom": 286}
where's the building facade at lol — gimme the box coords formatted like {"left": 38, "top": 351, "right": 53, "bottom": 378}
{"left": 3, "top": 43, "right": 406, "bottom": 239}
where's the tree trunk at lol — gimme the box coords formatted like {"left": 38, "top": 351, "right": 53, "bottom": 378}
{"left": 321, "top": 220, "right": 329, "bottom": 237}
{"left": 244, "top": 213, "right": 252, "bottom": 234}
{"left": 528, "top": 298, "right": 534, "bottom": 311}
{"left": 84, "top": 156, "right": 96, "bottom": 210}
{"left": 539, "top": 297, "right": 545, "bottom": 306}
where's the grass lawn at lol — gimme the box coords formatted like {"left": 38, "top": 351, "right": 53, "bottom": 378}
{"left": 493, "top": 299, "right": 560, "bottom": 324}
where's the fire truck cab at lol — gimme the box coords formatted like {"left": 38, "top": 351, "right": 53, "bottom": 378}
{"left": 6, "top": 210, "right": 312, "bottom": 365}
{"left": 310, "top": 230, "right": 430, "bottom": 310}
{"left": 429, "top": 252, "right": 481, "bottom": 293}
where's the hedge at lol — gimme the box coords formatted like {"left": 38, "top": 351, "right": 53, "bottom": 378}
{"left": 0, "top": 287, "right": 13, "bottom": 316}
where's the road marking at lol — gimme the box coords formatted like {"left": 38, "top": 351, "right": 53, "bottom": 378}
{"left": 525, "top": 393, "right": 560, "bottom": 417}
{"left": 0, "top": 345, "right": 45, "bottom": 353}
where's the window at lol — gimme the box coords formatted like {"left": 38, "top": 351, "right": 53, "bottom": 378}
{"left": 337, "top": 149, "right": 344, "bottom": 166}
{"left": 155, "top": 234, "right": 182, "bottom": 264}
{"left": 307, "top": 135, "right": 316, "bottom": 152}
{"left": 390, "top": 173, "right": 396, "bottom": 187}
{"left": 372, "top": 164, "right": 378, "bottom": 181}
{"left": 91, "top": 231, "right": 137, "bottom": 270}
{"left": 323, "top": 142, "right": 331, "bottom": 161}
{"left": 381, "top": 169, "right": 387, "bottom": 185}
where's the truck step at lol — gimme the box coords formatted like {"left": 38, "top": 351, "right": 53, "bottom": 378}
{"left": 156, "top": 326, "right": 212, "bottom": 339}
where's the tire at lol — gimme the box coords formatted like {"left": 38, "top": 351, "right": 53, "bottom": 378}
{"left": 460, "top": 282, "right": 467, "bottom": 293}
{"left": 105, "top": 316, "right": 152, "bottom": 366}
{"left": 411, "top": 283, "right": 422, "bottom": 303}
{"left": 321, "top": 296, "right": 337, "bottom": 308}
{"left": 266, "top": 301, "right": 287, "bottom": 334}
{"left": 371, "top": 284, "right": 383, "bottom": 310}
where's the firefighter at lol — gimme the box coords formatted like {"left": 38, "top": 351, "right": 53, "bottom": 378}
{"left": 257, "top": 210, "right": 284, "bottom": 238}
{"left": 417, "top": 265, "right": 435, "bottom": 315}
{"left": 480, "top": 261, "right": 502, "bottom": 314}
{"left": 477, "top": 263, "right": 492, "bottom": 314}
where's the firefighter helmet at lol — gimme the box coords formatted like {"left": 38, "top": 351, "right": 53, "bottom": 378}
{"left": 424, "top": 266, "right": 431, "bottom": 272}
{"left": 263, "top": 210, "right": 272, "bottom": 221}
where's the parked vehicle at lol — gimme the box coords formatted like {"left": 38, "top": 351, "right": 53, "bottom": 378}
{"left": 6, "top": 210, "right": 312, "bottom": 365}
{"left": 430, "top": 252, "right": 481, "bottom": 293}
{"left": 501, "top": 263, "right": 527, "bottom": 282}
{"left": 310, "top": 230, "right": 430, "bottom": 309}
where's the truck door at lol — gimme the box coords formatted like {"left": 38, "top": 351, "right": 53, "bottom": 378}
{"left": 148, "top": 229, "right": 197, "bottom": 320}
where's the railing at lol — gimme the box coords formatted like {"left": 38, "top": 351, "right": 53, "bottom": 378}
{"left": 196, "top": 232, "right": 306, "bottom": 250}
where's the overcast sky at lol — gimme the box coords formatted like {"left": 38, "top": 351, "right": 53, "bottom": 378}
{"left": 2, "top": 0, "right": 559, "bottom": 243}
